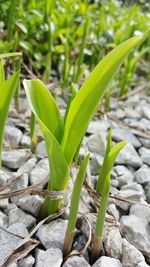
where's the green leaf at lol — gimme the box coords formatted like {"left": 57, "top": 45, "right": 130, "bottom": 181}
{"left": 61, "top": 36, "right": 143, "bottom": 164}
{"left": 107, "top": 141, "right": 128, "bottom": 171}
{"left": 23, "top": 79, "right": 64, "bottom": 142}
{"left": 0, "top": 71, "right": 19, "bottom": 165}
{"left": 67, "top": 153, "right": 90, "bottom": 233}
{"left": 0, "top": 53, "right": 22, "bottom": 60}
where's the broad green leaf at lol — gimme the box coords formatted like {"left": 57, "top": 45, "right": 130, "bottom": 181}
{"left": 61, "top": 36, "right": 143, "bottom": 164}
{"left": 64, "top": 83, "right": 78, "bottom": 124}
{"left": 0, "top": 71, "right": 19, "bottom": 165}
{"left": 23, "top": 79, "right": 64, "bottom": 142}
{"left": 0, "top": 53, "right": 22, "bottom": 60}
{"left": 68, "top": 153, "right": 90, "bottom": 233}
{"left": 45, "top": 0, "right": 56, "bottom": 16}
{"left": 36, "top": 118, "right": 69, "bottom": 216}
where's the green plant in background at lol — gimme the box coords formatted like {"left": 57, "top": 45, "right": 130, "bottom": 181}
{"left": 0, "top": 53, "right": 21, "bottom": 166}
{"left": 63, "top": 153, "right": 90, "bottom": 256}
{"left": 91, "top": 129, "right": 127, "bottom": 262}
{"left": 23, "top": 36, "right": 142, "bottom": 218}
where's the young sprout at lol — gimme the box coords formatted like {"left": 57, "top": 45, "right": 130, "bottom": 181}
{"left": 63, "top": 153, "right": 90, "bottom": 256}
{"left": 23, "top": 36, "right": 142, "bottom": 217}
{"left": 91, "top": 129, "right": 127, "bottom": 262}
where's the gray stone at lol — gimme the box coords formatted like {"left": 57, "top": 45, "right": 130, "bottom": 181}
{"left": 139, "top": 138, "right": 150, "bottom": 149}
{"left": 0, "top": 198, "right": 9, "bottom": 209}
{"left": 139, "top": 147, "right": 150, "bottom": 166}
{"left": 10, "top": 173, "right": 29, "bottom": 204}
{"left": 0, "top": 169, "right": 12, "bottom": 186}
{"left": 8, "top": 207, "right": 36, "bottom": 230}
{"left": 122, "top": 238, "right": 146, "bottom": 267}
{"left": 113, "top": 165, "right": 134, "bottom": 188}
{"left": 63, "top": 255, "right": 90, "bottom": 267}
{"left": 36, "top": 219, "right": 68, "bottom": 249}
{"left": 4, "top": 125, "right": 23, "bottom": 146}
{"left": 30, "top": 158, "right": 50, "bottom": 185}
{"left": 92, "top": 256, "right": 122, "bottom": 267}
{"left": 0, "top": 227, "right": 22, "bottom": 264}
{"left": 8, "top": 223, "right": 28, "bottom": 237}
{"left": 130, "top": 204, "right": 150, "bottom": 222}
{"left": 90, "top": 154, "right": 104, "bottom": 175}
{"left": 145, "top": 183, "right": 150, "bottom": 203}
{"left": 37, "top": 141, "right": 47, "bottom": 157}
{"left": 112, "top": 128, "right": 141, "bottom": 148}
{"left": 2, "top": 149, "right": 30, "bottom": 169}
{"left": 118, "top": 182, "right": 145, "bottom": 201}
{"left": 0, "top": 211, "right": 8, "bottom": 228}
{"left": 140, "top": 118, "right": 150, "bottom": 131}
{"left": 35, "top": 248, "right": 63, "bottom": 267}
{"left": 87, "top": 133, "right": 107, "bottom": 156}
{"left": 134, "top": 165, "right": 150, "bottom": 184}
{"left": 123, "top": 107, "right": 141, "bottom": 119}
{"left": 18, "top": 157, "right": 37, "bottom": 174}
{"left": 108, "top": 204, "right": 120, "bottom": 221}
{"left": 18, "top": 195, "right": 43, "bottom": 216}
{"left": 142, "top": 105, "right": 150, "bottom": 120}
{"left": 120, "top": 215, "right": 150, "bottom": 257}
{"left": 104, "top": 227, "right": 122, "bottom": 259}
{"left": 137, "top": 262, "right": 149, "bottom": 267}
{"left": 87, "top": 120, "right": 110, "bottom": 134}
{"left": 81, "top": 213, "right": 96, "bottom": 239}
{"left": 18, "top": 255, "right": 35, "bottom": 267}
{"left": 116, "top": 143, "right": 142, "bottom": 168}
{"left": 20, "top": 135, "right": 31, "bottom": 148}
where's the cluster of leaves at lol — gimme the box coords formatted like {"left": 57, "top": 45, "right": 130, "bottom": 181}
{"left": 0, "top": 0, "right": 149, "bottom": 93}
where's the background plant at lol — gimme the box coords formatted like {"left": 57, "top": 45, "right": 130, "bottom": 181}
{"left": 0, "top": 52, "right": 21, "bottom": 166}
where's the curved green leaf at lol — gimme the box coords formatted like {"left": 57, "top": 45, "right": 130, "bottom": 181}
{"left": 23, "top": 79, "right": 64, "bottom": 142}
{"left": 61, "top": 36, "right": 143, "bottom": 164}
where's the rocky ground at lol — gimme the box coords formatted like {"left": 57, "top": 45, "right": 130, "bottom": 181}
{"left": 0, "top": 85, "right": 150, "bottom": 267}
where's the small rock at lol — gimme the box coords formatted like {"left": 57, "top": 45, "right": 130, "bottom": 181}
{"left": 112, "top": 128, "right": 141, "bottom": 148}
{"left": 92, "top": 256, "right": 122, "bottom": 267}
{"left": 18, "top": 255, "right": 35, "bottom": 267}
{"left": 134, "top": 165, "right": 150, "bottom": 184}
{"left": 8, "top": 207, "right": 36, "bottom": 230}
{"left": 130, "top": 204, "right": 150, "bottom": 222}
{"left": 37, "top": 141, "right": 47, "bottom": 157}
{"left": 4, "top": 125, "right": 23, "bottom": 146}
{"left": 18, "top": 157, "right": 37, "bottom": 174}
{"left": 10, "top": 173, "right": 29, "bottom": 204}
{"left": 145, "top": 183, "right": 150, "bottom": 203}
{"left": 123, "top": 107, "right": 141, "bottom": 119}
{"left": 30, "top": 158, "right": 50, "bottom": 185}
{"left": 0, "top": 211, "right": 8, "bottom": 228}
{"left": 0, "top": 198, "right": 9, "bottom": 209}
{"left": 113, "top": 165, "right": 134, "bottom": 188}
{"left": 142, "top": 105, "right": 150, "bottom": 120}
{"left": 63, "top": 255, "right": 90, "bottom": 267}
{"left": 2, "top": 149, "right": 30, "bottom": 169}
{"left": 8, "top": 223, "right": 28, "bottom": 237}
{"left": 140, "top": 118, "right": 150, "bottom": 131}
{"left": 0, "top": 169, "right": 12, "bottom": 186}
{"left": 81, "top": 213, "right": 96, "bottom": 239}
{"left": 139, "top": 137, "right": 150, "bottom": 149}
{"left": 108, "top": 204, "right": 120, "bottom": 221}
{"left": 18, "top": 195, "right": 43, "bottom": 216}
{"left": 35, "top": 248, "right": 63, "bottom": 267}
{"left": 139, "top": 147, "right": 150, "bottom": 166}
{"left": 118, "top": 182, "right": 145, "bottom": 201}
{"left": 36, "top": 219, "right": 68, "bottom": 249}
{"left": 90, "top": 154, "right": 104, "bottom": 175}
{"left": 7, "top": 261, "right": 18, "bottom": 267}
{"left": 87, "top": 133, "right": 107, "bottom": 156}
{"left": 120, "top": 215, "right": 150, "bottom": 257}
{"left": 20, "top": 134, "right": 31, "bottom": 148}
{"left": 87, "top": 120, "right": 110, "bottom": 134}
{"left": 122, "top": 238, "right": 147, "bottom": 267}
{"left": 104, "top": 227, "right": 122, "bottom": 259}
{"left": 116, "top": 143, "right": 142, "bottom": 168}
{"left": 0, "top": 227, "right": 22, "bottom": 264}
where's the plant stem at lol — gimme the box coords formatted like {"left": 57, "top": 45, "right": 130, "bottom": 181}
{"left": 91, "top": 191, "right": 109, "bottom": 262}
{"left": 63, "top": 230, "right": 74, "bottom": 257}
